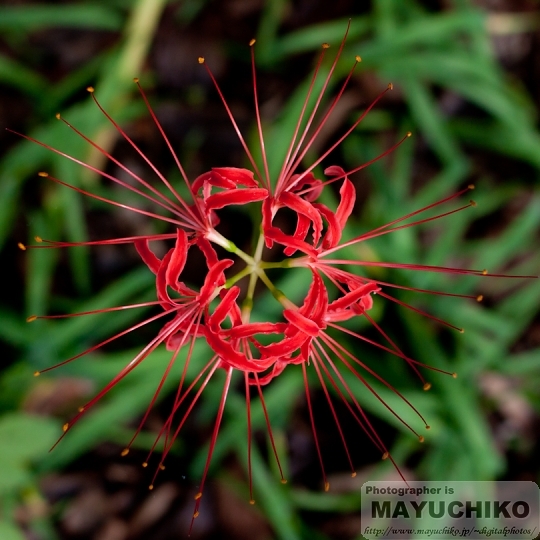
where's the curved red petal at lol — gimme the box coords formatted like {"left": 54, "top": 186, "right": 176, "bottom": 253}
{"left": 283, "top": 309, "right": 321, "bottom": 337}
{"left": 165, "top": 228, "right": 189, "bottom": 290}
{"left": 225, "top": 321, "right": 288, "bottom": 339}
{"left": 196, "top": 237, "right": 220, "bottom": 269}
{"left": 278, "top": 191, "right": 323, "bottom": 245}
{"left": 264, "top": 226, "right": 319, "bottom": 257}
{"left": 205, "top": 188, "right": 268, "bottom": 211}
{"left": 156, "top": 248, "right": 175, "bottom": 307}
{"left": 289, "top": 172, "right": 323, "bottom": 202}
{"left": 192, "top": 171, "right": 214, "bottom": 193}
{"left": 212, "top": 167, "right": 258, "bottom": 187}
{"left": 207, "top": 286, "right": 241, "bottom": 330}
{"left": 134, "top": 239, "right": 161, "bottom": 274}
{"left": 256, "top": 331, "right": 309, "bottom": 357}
{"left": 314, "top": 202, "right": 341, "bottom": 249}
{"left": 197, "top": 258, "right": 234, "bottom": 305}
{"left": 284, "top": 213, "right": 311, "bottom": 256}
{"left": 328, "top": 282, "right": 380, "bottom": 313}
{"left": 262, "top": 197, "right": 275, "bottom": 248}
{"left": 204, "top": 329, "right": 275, "bottom": 372}
{"left": 336, "top": 176, "right": 356, "bottom": 230}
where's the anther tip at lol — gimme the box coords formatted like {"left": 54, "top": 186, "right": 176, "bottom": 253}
{"left": 78, "top": 406, "right": 84, "bottom": 412}
{"left": 63, "top": 423, "right": 69, "bottom": 432}
{"left": 406, "top": 131, "right": 412, "bottom": 137}
{"left": 324, "top": 482, "right": 330, "bottom": 492}
{"left": 459, "top": 328, "right": 465, "bottom": 334}
{"left": 142, "top": 462, "right": 148, "bottom": 468}
{"left": 26, "top": 315, "right": 37, "bottom": 323}
{"left": 426, "top": 425, "right": 431, "bottom": 430}
{"left": 452, "top": 372, "right": 458, "bottom": 379}
{"left": 482, "top": 269, "right": 488, "bottom": 275}
{"left": 34, "top": 371, "right": 40, "bottom": 377}
{"left": 133, "top": 77, "right": 139, "bottom": 83}
{"left": 121, "top": 448, "right": 129, "bottom": 457}
{"left": 193, "top": 511, "right": 199, "bottom": 519}
{"left": 55, "top": 113, "right": 61, "bottom": 120}
{"left": 355, "top": 55, "right": 362, "bottom": 62}
{"left": 322, "top": 42, "right": 330, "bottom": 49}
{"left": 423, "top": 382, "right": 432, "bottom": 391}
{"left": 470, "top": 199, "right": 477, "bottom": 207}
{"left": 387, "top": 82, "right": 394, "bottom": 90}
{"left": 382, "top": 452, "right": 389, "bottom": 460}
{"left": 148, "top": 484, "right": 154, "bottom": 491}
{"left": 159, "top": 464, "right": 166, "bottom": 471}
{"left": 249, "top": 38, "right": 256, "bottom": 47}
{"left": 249, "top": 499, "right": 255, "bottom": 505}
{"left": 34, "top": 236, "right": 43, "bottom": 242}
{"left": 468, "top": 184, "right": 475, "bottom": 190}
{"left": 476, "top": 294, "right": 483, "bottom": 302}
{"left": 419, "top": 436, "right": 425, "bottom": 443}
{"left": 280, "top": 479, "right": 287, "bottom": 485}
{"left": 38, "top": 171, "right": 48, "bottom": 177}
{"left": 351, "top": 472, "right": 357, "bottom": 478}
{"left": 198, "top": 57, "right": 205, "bottom": 64}
{"left": 18, "top": 242, "right": 26, "bottom": 251}
{"left": 86, "top": 86, "right": 94, "bottom": 93}
{"left": 194, "top": 492, "right": 202, "bottom": 500}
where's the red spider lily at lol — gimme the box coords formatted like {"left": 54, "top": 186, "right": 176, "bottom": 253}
{"left": 14, "top": 22, "right": 534, "bottom": 533}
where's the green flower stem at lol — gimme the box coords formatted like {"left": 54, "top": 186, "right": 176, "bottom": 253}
{"left": 208, "top": 228, "right": 297, "bottom": 318}
{"left": 206, "top": 228, "right": 254, "bottom": 265}
{"left": 259, "top": 258, "right": 296, "bottom": 270}
{"left": 242, "top": 231, "right": 267, "bottom": 321}
{"left": 256, "top": 268, "right": 296, "bottom": 310}
{"left": 225, "top": 266, "right": 253, "bottom": 289}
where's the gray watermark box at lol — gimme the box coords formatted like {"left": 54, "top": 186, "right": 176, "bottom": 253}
{"left": 361, "top": 481, "right": 539, "bottom": 539}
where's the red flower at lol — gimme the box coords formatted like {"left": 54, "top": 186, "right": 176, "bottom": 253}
{"left": 14, "top": 22, "right": 533, "bottom": 532}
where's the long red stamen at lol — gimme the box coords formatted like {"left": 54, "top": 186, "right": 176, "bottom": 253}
{"left": 321, "top": 332, "right": 429, "bottom": 447}
{"left": 26, "top": 300, "right": 164, "bottom": 322}
{"left": 50, "top": 309, "right": 195, "bottom": 451}
{"left": 244, "top": 372, "right": 255, "bottom": 504}
{"left": 317, "top": 262, "right": 484, "bottom": 302}
{"left": 313, "top": 338, "right": 408, "bottom": 484}
{"left": 144, "top": 353, "right": 218, "bottom": 471}
{"left": 302, "top": 362, "right": 329, "bottom": 492}
{"left": 7, "top": 130, "right": 199, "bottom": 230}
{"left": 36, "top": 171, "right": 188, "bottom": 229}
{"left": 37, "top": 305, "right": 182, "bottom": 376}
{"left": 298, "top": 125, "right": 407, "bottom": 197}
{"left": 327, "top": 322, "right": 456, "bottom": 378}
{"left": 162, "top": 312, "right": 204, "bottom": 450}
{"left": 249, "top": 40, "right": 271, "bottom": 192}
{"left": 190, "top": 366, "right": 233, "bottom": 532}
{"left": 275, "top": 43, "right": 331, "bottom": 193}
{"left": 278, "top": 20, "right": 352, "bottom": 194}
{"left": 132, "top": 80, "right": 207, "bottom": 228}
{"left": 58, "top": 105, "right": 202, "bottom": 229}
{"left": 198, "top": 57, "right": 265, "bottom": 185}
{"left": 282, "top": 55, "right": 364, "bottom": 194}
{"left": 253, "top": 373, "right": 287, "bottom": 484}
{"left": 120, "top": 309, "right": 200, "bottom": 456}
{"left": 312, "top": 339, "right": 387, "bottom": 453}
{"left": 324, "top": 195, "right": 475, "bottom": 251}
{"left": 310, "top": 348, "right": 356, "bottom": 476}
{"left": 378, "top": 289, "right": 465, "bottom": 332}
{"left": 19, "top": 233, "right": 178, "bottom": 250}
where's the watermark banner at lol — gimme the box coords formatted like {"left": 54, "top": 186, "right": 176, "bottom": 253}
{"left": 361, "top": 481, "right": 539, "bottom": 539}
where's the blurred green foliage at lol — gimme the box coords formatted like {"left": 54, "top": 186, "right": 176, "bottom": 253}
{"left": 1, "top": 0, "right": 539, "bottom": 539}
